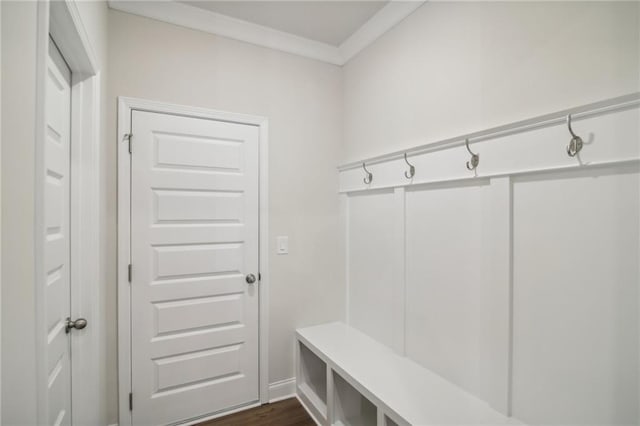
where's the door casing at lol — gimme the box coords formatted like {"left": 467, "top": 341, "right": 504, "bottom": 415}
{"left": 34, "top": 1, "right": 103, "bottom": 424}
{"left": 117, "top": 97, "right": 270, "bottom": 426}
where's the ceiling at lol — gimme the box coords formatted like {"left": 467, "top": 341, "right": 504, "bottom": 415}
{"left": 181, "top": 1, "right": 388, "bottom": 46}
{"left": 108, "top": 0, "right": 425, "bottom": 65}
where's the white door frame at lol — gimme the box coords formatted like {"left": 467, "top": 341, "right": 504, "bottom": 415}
{"left": 34, "top": 0, "right": 102, "bottom": 424}
{"left": 117, "top": 97, "right": 270, "bottom": 426}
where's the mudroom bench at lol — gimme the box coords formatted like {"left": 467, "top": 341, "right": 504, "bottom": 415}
{"left": 296, "top": 322, "right": 521, "bottom": 426}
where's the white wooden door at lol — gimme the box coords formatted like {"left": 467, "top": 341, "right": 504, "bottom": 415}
{"left": 129, "top": 110, "right": 260, "bottom": 425}
{"left": 45, "top": 39, "right": 72, "bottom": 426}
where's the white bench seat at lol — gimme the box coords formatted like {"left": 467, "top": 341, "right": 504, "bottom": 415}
{"left": 296, "top": 322, "right": 522, "bottom": 426}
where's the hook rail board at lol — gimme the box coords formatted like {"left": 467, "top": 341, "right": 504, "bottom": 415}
{"left": 338, "top": 92, "right": 640, "bottom": 193}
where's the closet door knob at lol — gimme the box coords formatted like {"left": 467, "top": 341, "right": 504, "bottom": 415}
{"left": 246, "top": 274, "right": 257, "bottom": 284}
{"left": 65, "top": 317, "right": 88, "bottom": 333}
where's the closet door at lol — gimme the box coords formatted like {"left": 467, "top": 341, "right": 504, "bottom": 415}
{"left": 129, "top": 110, "right": 260, "bottom": 425}
{"left": 44, "top": 39, "right": 73, "bottom": 426}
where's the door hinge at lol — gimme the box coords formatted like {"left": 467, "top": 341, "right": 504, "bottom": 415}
{"left": 128, "top": 264, "right": 132, "bottom": 283}
{"left": 124, "top": 133, "right": 132, "bottom": 154}
{"left": 129, "top": 392, "right": 133, "bottom": 411}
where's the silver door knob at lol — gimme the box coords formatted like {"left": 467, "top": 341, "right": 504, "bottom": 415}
{"left": 246, "top": 274, "right": 257, "bottom": 284}
{"left": 66, "top": 317, "right": 88, "bottom": 333}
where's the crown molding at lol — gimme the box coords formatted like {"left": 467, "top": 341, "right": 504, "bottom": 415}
{"left": 340, "top": 1, "right": 425, "bottom": 63}
{"left": 107, "top": 0, "right": 426, "bottom": 66}
{"left": 108, "top": 0, "right": 343, "bottom": 64}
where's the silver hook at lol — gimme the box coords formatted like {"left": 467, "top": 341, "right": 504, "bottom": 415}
{"left": 465, "top": 139, "right": 479, "bottom": 171}
{"left": 404, "top": 153, "right": 415, "bottom": 179}
{"left": 362, "top": 162, "right": 373, "bottom": 184}
{"left": 566, "top": 114, "right": 583, "bottom": 157}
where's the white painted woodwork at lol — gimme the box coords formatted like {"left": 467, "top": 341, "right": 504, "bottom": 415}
{"left": 46, "top": 4, "right": 104, "bottom": 424}
{"left": 347, "top": 190, "right": 398, "bottom": 351}
{"left": 297, "top": 343, "right": 328, "bottom": 424}
{"left": 339, "top": 94, "right": 639, "bottom": 422}
{"left": 182, "top": 0, "right": 386, "bottom": 46}
{"left": 391, "top": 188, "right": 407, "bottom": 355}
{"left": 296, "top": 322, "right": 521, "bottom": 426}
{"left": 338, "top": 94, "right": 639, "bottom": 193}
{"left": 405, "top": 181, "right": 499, "bottom": 407}
{"left": 333, "top": 372, "right": 377, "bottom": 426}
{"left": 68, "top": 71, "right": 103, "bottom": 426}
{"left": 481, "top": 177, "right": 513, "bottom": 415}
{"left": 402, "top": 179, "right": 513, "bottom": 413}
{"left": 511, "top": 167, "right": 639, "bottom": 424}
{"left": 45, "top": 39, "right": 72, "bottom": 426}
{"left": 49, "top": 1, "right": 98, "bottom": 75}
{"left": 267, "top": 378, "right": 297, "bottom": 403}
{"left": 130, "top": 110, "right": 260, "bottom": 425}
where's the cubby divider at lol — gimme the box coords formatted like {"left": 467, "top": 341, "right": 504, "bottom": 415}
{"left": 332, "top": 371, "right": 377, "bottom": 426}
{"left": 297, "top": 341, "right": 328, "bottom": 423}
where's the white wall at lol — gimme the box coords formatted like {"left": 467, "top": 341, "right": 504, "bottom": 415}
{"left": 1, "top": 3, "right": 40, "bottom": 423}
{"left": 343, "top": 1, "right": 640, "bottom": 162}
{"left": 106, "top": 10, "right": 345, "bottom": 424}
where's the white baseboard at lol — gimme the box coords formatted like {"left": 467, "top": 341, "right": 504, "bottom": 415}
{"left": 268, "top": 377, "right": 296, "bottom": 403}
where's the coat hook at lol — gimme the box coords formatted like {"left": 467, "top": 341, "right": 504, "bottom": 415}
{"left": 362, "top": 162, "right": 373, "bottom": 184}
{"left": 465, "top": 139, "right": 479, "bottom": 171}
{"left": 566, "top": 114, "right": 583, "bottom": 157}
{"left": 404, "top": 153, "right": 415, "bottom": 179}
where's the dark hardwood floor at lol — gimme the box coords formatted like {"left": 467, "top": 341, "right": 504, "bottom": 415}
{"left": 198, "top": 398, "right": 315, "bottom": 426}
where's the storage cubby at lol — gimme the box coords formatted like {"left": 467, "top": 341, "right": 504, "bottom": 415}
{"left": 297, "top": 342, "right": 328, "bottom": 419}
{"left": 332, "top": 371, "right": 377, "bottom": 426}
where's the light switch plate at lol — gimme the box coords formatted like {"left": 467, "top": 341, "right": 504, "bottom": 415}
{"left": 276, "top": 236, "right": 289, "bottom": 255}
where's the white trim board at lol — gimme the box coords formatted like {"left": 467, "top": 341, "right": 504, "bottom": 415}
{"left": 268, "top": 378, "right": 297, "bottom": 403}
{"left": 49, "top": 0, "right": 98, "bottom": 76}
{"left": 339, "top": 1, "right": 425, "bottom": 63}
{"left": 106, "top": 0, "right": 425, "bottom": 66}
{"left": 0, "top": 1, "right": 2, "bottom": 419}
{"left": 339, "top": 92, "right": 640, "bottom": 171}
{"left": 338, "top": 92, "right": 640, "bottom": 193}
{"left": 116, "top": 97, "right": 270, "bottom": 426}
